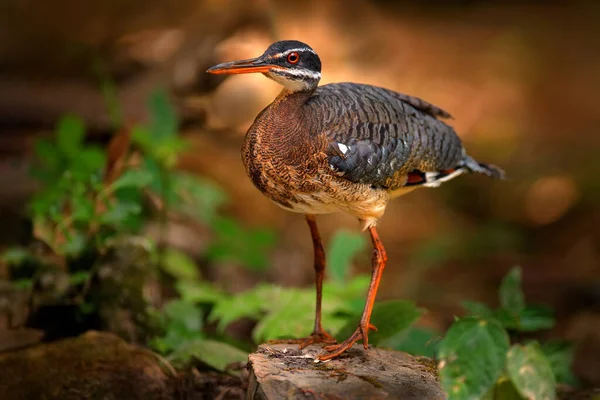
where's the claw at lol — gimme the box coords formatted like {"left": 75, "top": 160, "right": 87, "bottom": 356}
{"left": 267, "top": 330, "right": 336, "bottom": 349}
{"left": 298, "top": 330, "right": 337, "bottom": 349}
{"left": 318, "top": 322, "right": 375, "bottom": 361}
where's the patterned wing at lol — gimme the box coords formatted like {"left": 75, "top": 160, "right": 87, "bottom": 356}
{"left": 307, "top": 83, "right": 467, "bottom": 190}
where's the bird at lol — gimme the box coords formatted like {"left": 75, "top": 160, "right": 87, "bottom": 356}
{"left": 207, "top": 40, "right": 504, "bottom": 361}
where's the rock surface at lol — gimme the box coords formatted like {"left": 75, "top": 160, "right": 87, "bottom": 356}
{"left": 247, "top": 343, "right": 444, "bottom": 400}
{"left": 0, "top": 331, "right": 176, "bottom": 400}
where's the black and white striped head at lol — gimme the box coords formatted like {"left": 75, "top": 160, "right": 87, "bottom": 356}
{"left": 207, "top": 40, "right": 321, "bottom": 93}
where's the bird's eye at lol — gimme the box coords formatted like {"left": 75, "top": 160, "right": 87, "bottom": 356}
{"left": 287, "top": 52, "right": 299, "bottom": 64}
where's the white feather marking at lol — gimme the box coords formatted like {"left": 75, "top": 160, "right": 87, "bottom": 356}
{"left": 337, "top": 143, "right": 349, "bottom": 155}
{"left": 279, "top": 48, "right": 317, "bottom": 56}
{"left": 423, "top": 169, "right": 466, "bottom": 188}
{"left": 270, "top": 67, "right": 321, "bottom": 80}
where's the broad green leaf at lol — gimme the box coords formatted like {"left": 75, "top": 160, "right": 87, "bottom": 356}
{"left": 208, "top": 287, "right": 266, "bottom": 331}
{"left": 169, "top": 339, "right": 248, "bottom": 373}
{"left": 100, "top": 201, "right": 142, "bottom": 226}
{"left": 162, "top": 249, "right": 200, "bottom": 281}
{"left": 327, "top": 230, "right": 366, "bottom": 284}
{"left": 485, "top": 376, "right": 524, "bottom": 400}
{"left": 439, "top": 317, "right": 509, "bottom": 400}
{"left": 252, "top": 289, "right": 315, "bottom": 342}
{"left": 507, "top": 343, "right": 556, "bottom": 400}
{"left": 109, "top": 169, "right": 153, "bottom": 192}
{"left": 175, "top": 281, "right": 224, "bottom": 304}
{"left": 540, "top": 341, "right": 578, "bottom": 386}
{"left": 518, "top": 305, "right": 555, "bottom": 332}
{"left": 56, "top": 115, "right": 85, "bottom": 158}
{"left": 336, "top": 300, "right": 422, "bottom": 345}
{"left": 380, "top": 326, "right": 441, "bottom": 358}
{"left": 250, "top": 286, "right": 351, "bottom": 343}
{"left": 164, "top": 299, "right": 203, "bottom": 332}
{"left": 462, "top": 301, "right": 496, "bottom": 319}
{"left": 500, "top": 267, "right": 525, "bottom": 316}
{"left": 77, "top": 148, "right": 106, "bottom": 173}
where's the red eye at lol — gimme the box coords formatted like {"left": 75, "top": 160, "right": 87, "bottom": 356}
{"left": 287, "top": 52, "right": 299, "bottom": 64}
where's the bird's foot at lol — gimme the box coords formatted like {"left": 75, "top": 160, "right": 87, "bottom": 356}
{"left": 267, "top": 330, "right": 337, "bottom": 348}
{"left": 318, "top": 323, "right": 377, "bottom": 361}
{"left": 297, "top": 330, "right": 337, "bottom": 349}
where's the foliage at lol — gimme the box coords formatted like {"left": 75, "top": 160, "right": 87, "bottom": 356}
{"left": 439, "top": 318, "right": 509, "bottom": 400}
{"left": 153, "top": 230, "right": 423, "bottom": 371}
{"left": 438, "top": 267, "right": 575, "bottom": 399}
{"left": 0, "top": 88, "right": 279, "bottom": 373}
{"left": 0, "top": 86, "right": 576, "bottom": 393}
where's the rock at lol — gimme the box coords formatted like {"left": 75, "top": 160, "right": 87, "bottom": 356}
{"left": 247, "top": 343, "right": 444, "bottom": 400}
{"left": 0, "top": 331, "right": 176, "bottom": 400}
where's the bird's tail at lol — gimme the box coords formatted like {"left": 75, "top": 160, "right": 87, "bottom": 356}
{"left": 462, "top": 156, "right": 505, "bottom": 179}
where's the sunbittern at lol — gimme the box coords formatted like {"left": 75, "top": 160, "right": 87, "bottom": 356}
{"left": 207, "top": 40, "right": 503, "bottom": 361}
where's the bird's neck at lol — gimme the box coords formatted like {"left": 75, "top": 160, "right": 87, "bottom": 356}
{"left": 247, "top": 87, "right": 315, "bottom": 152}
{"left": 274, "top": 87, "right": 315, "bottom": 106}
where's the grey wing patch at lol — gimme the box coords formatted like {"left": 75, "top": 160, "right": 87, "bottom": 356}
{"left": 326, "top": 122, "right": 411, "bottom": 187}
{"left": 391, "top": 92, "right": 453, "bottom": 120}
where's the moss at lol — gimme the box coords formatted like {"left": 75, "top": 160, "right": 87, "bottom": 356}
{"left": 357, "top": 374, "right": 383, "bottom": 389}
{"left": 415, "top": 356, "right": 440, "bottom": 379}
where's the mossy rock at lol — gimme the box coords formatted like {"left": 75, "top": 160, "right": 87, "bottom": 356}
{"left": 0, "top": 331, "right": 175, "bottom": 400}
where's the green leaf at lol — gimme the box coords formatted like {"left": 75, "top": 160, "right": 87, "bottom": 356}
{"left": 169, "top": 339, "right": 248, "bottom": 373}
{"left": 109, "top": 169, "right": 153, "bottom": 192}
{"left": 33, "top": 138, "right": 61, "bottom": 175}
{"left": 148, "top": 89, "right": 178, "bottom": 141}
{"left": 69, "top": 271, "right": 91, "bottom": 285}
{"left": 462, "top": 301, "right": 495, "bottom": 319}
{"left": 63, "top": 232, "right": 87, "bottom": 257}
{"left": 380, "top": 326, "right": 441, "bottom": 358}
{"left": 327, "top": 230, "right": 367, "bottom": 284}
{"left": 487, "top": 376, "right": 525, "bottom": 400}
{"left": 175, "top": 281, "right": 224, "bottom": 304}
{"left": 507, "top": 343, "right": 556, "bottom": 400}
{"left": 252, "top": 289, "right": 315, "bottom": 342}
{"left": 499, "top": 267, "right": 525, "bottom": 316}
{"left": 12, "top": 279, "right": 33, "bottom": 289}
{"left": 540, "top": 341, "right": 579, "bottom": 386}
{"left": 164, "top": 299, "right": 203, "bottom": 332}
{"left": 336, "top": 300, "right": 422, "bottom": 345}
{"left": 99, "top": 201, "right": 142, "bottom": 226}
{"left": 162, "top": 249, "right": 200, "bottom": 281}
{"left": 517, "top": 305, "right": 555, "bottom": 332}
{"left": 56, "top": 114, "right": 85, "bottom": 158}
{"left": 1, "top": 248, "right": 31, "bottom": 264}
{"left": 172, "top": 173, "right": 228, "bottom": 223}
{"left": 439, "top": 317, "right": 509, "bottom": 400}
{"left": 208, "top": 287, "right": 266, "bottom": 331}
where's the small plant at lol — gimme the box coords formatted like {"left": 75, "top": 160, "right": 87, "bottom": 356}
{"left": 438, "top": 267, "right": 577, "bottom": 400}
{"left": 151, "top": 229, "right": 424, "bottom": 372}
{"left": 0, "top": 88, "right": 278, "bottom": 347}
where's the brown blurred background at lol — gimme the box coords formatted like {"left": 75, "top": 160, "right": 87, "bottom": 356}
{"left": 0, "top": 0, "right": 599, "bottom": 386}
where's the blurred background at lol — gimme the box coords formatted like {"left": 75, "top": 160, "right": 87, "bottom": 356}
{"left": 0, "top": 0, "right": 599, "bottom": 390}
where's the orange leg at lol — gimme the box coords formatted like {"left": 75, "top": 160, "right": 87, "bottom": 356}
{"left": 298, "top": 215, "right": 336, "bottom": 348}
{"left": 268, "top": 215, "right": 336, "bottom": 348}
{"left": 318, "top": 224, "right": 387, "bottom": 361}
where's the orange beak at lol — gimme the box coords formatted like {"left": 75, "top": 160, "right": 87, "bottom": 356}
{"left": 206, "top": 56, "right": 275, "bottom": 75}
